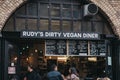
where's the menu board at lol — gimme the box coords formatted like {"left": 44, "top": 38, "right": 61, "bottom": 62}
{"left": 68, "top": 41, "right": 88, "bottom": 56}
{"left": 90, "top": 41, "right": 106, "bottom": 56}
{"left": 90, "top": 41, "right": 97, "bottom": 55}
{"left": 46, "top": 40, "right": 106, "bottom": 56}
{"left": 45, "top": 40, "right": 66, "bottom": 56}
{"left": 98, "top": 41, "right": 106, "bottom": 55}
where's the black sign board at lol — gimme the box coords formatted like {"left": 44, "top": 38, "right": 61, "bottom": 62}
{"left": 90, "top": 41, "right": 106, "bottom": 56}
{"left": 45, "top": 40, "right": 106, "bottom": 56}
{"left": 98, "top": 41, "right": 106, "bottom": 55}
{"left": 45, "top": 40, "right": 67, "bottom": 56}
{"left": 90, "top": 41, "right": 98, "bottom": 55}
{"left": 68, "top": 41, "right": 88, "bottom": 56}
{"left": 21, "top": 31, "right": 100, "bottom": 40}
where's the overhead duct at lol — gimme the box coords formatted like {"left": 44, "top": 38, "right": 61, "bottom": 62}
{"left": 83, "top": 3, "right": 98, "bottom": 17}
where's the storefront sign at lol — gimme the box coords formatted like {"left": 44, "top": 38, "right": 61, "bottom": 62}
{"left": 21, "top": 31, "right": 100, "bottom": 39}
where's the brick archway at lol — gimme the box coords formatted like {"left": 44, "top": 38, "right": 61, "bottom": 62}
{"left": 0, "top": 0, "right": 120, "bottom": 37}
{"left": 90, "top": 0, "right": 120, "bottom": 37}
{"left": 0, "top": 0, "right": 26, "bottom": 31}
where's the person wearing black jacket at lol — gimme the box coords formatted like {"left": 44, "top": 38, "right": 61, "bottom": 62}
{"left": 24, "top": 65, "right": 42, "bottom": 80}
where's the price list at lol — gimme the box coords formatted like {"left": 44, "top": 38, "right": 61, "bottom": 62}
{"left": 46, "top": 40, "right": 106, "bottom": 56}
{"left": 68, "top": 41, "right": 88, "bottom": 56}
{"left": 45, "top": 40, "right": 67, "bottom": 56}
{"left": 90, "top": 41, "right": 106, "bottom": 56}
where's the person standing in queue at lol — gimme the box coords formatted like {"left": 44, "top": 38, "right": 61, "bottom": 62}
{"left": 24, "top": 65, "right": 42, "bottom": 80}
{"left": 47, "top": 64, "right": 64, "bottom": 80}
{"left": 65, "top": 67, "right": 80, "bottom": 80}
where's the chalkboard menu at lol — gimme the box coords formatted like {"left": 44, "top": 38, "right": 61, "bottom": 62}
{"left": 45, "top": 40, "right": 106, "bottom": 56}
{"left": 68, "top": 41, "right": 88, "bottom": 56}
{"left": 45, "top": 40, "right": 67, "bottom": 56}
{"left": 90, "top": 41, "right": 97, "bottom": 55}
{"left": 90, "top": 41, "right": 106, "bottom": 56}
{"left": 98, "top": 41, "right": 106, "bottom": 55}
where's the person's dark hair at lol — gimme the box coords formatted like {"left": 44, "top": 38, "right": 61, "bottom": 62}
{"left": 50, "top": 64, "right": 57, "bottom": 71}
{"left": 70, "top": 67, "right": 77, "bottom": 74}
{"left": 28, "top": 64, "right": 34, "bottom": 70}
{"left": 70, "top": 67, "right": 79, "bottom": 76}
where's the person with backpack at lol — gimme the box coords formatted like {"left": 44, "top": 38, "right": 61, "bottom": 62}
{"left": 46, "top": 64, "right": 64, "bottom": 80}
{"left": 24, "top": 65, "right": 42, "bottom": 80}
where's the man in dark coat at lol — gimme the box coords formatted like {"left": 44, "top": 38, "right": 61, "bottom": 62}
{"left": 24, "top": 65, "right": 41, "bottom": 80}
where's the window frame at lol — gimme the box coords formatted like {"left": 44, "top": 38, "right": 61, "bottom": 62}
{"left": 3, "top": 0, "right": 114, "bottom": 35}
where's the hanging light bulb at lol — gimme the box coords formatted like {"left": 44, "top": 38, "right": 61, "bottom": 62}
{"left": 14, "top": 57, "right": 17, "bottom": 61}
{"left": 26, "top": 45, "right": 29, "bottom": 48}
{"left": 35, "top": 49, "right": 38, "bottom": 53}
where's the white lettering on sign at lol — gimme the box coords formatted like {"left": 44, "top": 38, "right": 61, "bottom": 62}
{"left": 83, "top": 33, "right": 98, "bottom": 38}
{"left": 63, "top": 33, "right": 82, "bottom": 38}
{"left": 45, "top": 32, "right": 61, "bottom": 37}
{"left": 22, "top": 31, "right": 44, "bottom": 37}
{"left": 21, "top": 31, "right": 99, "bottom": 39}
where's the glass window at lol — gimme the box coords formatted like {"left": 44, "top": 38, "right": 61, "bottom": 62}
{"left": 73, "top": 5, "right": 81, "bottom": 19}
{"left": 3, "top": 0, "right": 114, "bottom": 36}
{"left": 62, "top": 0, "right": 71, "bottom": 3}
{"left": 82, "top": 21, "right": 92, "bottom": 32}
{"left": 27, "top": 19, "right": 37, "bottom": 30}
{"left": 50, "top": 0, "right": 63, "bottom": 3}
{"left": 92, "top": 15, "right": 103, "bottom": 20}
{"left": 5, "top": 42, "right": 18, "bottom": 80}
{"left": 51, "top": 20, "right": 60, "bottom": 31}
{"left": 39, "top": 4, "right": 49, "bottom": 17}
{"left": 15, "top": 5, "right": 26, "bottom": 16}
{"left": 27, "top": 3, "right": 37, "bottom": 16}
{"left": 73, "top": 21, "right": 81, "bottom": 32}
{"left": 72, "top": 0, "right": 80, "bottom": 3}
{"left": 104, "top": 23, "right": 112, "bottom": 34}
{"left": 62, "top": 4, "right": 71, "bottom": 18}
{"left": 40, "top": 0, "right": 48, "bottom": 2}
{"left": 16, "top": 18, "right": 26, "bottom": 31}
{"left": 8, "top": 44, "right": 18, "bottom": 66}
{"left": 40, "top": 19, "right": 49, "bottom": 30}
{"left": 62, "top": 21, "right": 71, "bottom": 31}
{"left": 93, "top": 22, "right": 103, "bottom": 33}
{"left": 3, "top": 18, "right": 14, "bottom": 31}
{"left": 51, "top": 4, "right": 60, "bottom": 17}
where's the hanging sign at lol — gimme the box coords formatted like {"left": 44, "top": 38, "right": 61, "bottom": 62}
{"left": 8, "top": 67, "right": 16, "bottom": 74}
{"left": 108, "top": 56, "right": 112, "bottom": 66}
{"left": 21, "top": 31, "right": 100, "bottom": 39}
